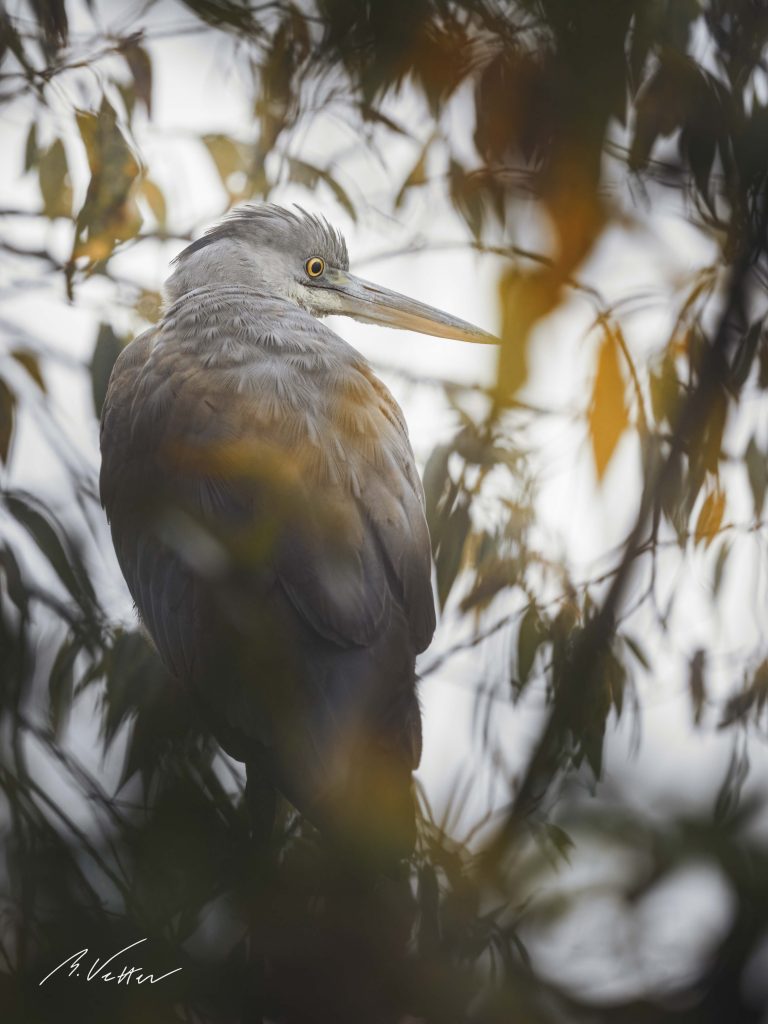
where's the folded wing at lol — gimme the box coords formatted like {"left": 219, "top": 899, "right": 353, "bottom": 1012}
{"left": 100, "top": 301, "right": 436, "bottom": 852}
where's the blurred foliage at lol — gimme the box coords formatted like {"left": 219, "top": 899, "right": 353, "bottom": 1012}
{"left": 3, "top": 0, "right": 768, "bottom": 1022}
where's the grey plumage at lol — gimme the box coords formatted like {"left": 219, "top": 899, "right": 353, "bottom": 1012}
{"left": 100, "top": 204, "right": 493, "bottom": 855}
{"left": 175, "top": 205, "right": 349, "bottom": 270}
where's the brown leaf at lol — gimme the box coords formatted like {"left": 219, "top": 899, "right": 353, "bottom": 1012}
{"left": 588, "top": 330, "right": 629, "bottom": 480}
{"left": 11, "top": 349, "right": 45, "bottom": 391}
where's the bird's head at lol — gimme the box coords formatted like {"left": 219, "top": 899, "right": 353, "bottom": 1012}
{"left": 167, "top": 203, "right": 496, "bottom": 344}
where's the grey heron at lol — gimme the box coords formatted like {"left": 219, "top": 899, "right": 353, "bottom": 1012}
{"left": 100, "top": 204, "right": 494, "bottom": 860}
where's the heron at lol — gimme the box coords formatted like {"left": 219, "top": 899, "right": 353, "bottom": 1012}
{"left": 100, "top": 204, "right": 493, "bottom": 862}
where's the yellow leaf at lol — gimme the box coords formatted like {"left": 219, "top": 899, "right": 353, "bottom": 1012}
{"left": 498, "top": 268, "right": 560, "bottom": 397}
{"left": 695, "top": 489, "right": 725, "bottom": 548}
{"left": 588, "top": 330, "right": 629, "bottom": 481}
{"left": 73, "top": 99, "right": 142, "bottom": 269}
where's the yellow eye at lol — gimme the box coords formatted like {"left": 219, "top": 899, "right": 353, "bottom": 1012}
{"left": 305, "top": 256, "right": 325, "bottom": 278}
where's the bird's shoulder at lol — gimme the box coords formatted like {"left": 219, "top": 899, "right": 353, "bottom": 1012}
{"left": 103, "top": 290, "right": 416, "bottom": 491}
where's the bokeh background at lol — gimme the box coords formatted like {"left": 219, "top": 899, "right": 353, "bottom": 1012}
{"left": 3, "top": 1, "right": 768, "bottom": 1021}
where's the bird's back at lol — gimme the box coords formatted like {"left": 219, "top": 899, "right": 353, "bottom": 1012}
{"left": 100, "top": 285, "right": 435, "bottom": 854}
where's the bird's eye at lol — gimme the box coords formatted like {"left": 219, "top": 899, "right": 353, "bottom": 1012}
{"left": 305, "top": 256, "right": 325, "bottom": 278}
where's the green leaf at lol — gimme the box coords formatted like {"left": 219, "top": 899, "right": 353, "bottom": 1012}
{"left": 688, "top": 649, "right": 706, "bottom": 726}
{"left": 322, "top": 170, "right": 357, "bottom": 223}
{"left": 649, "top": 352, "right": 679, "bottom": 427}
{"left": 0, "top": 379, "right": 15, "bottom": 464}
{"left": 720, "top": 661, "right": 768, "bottom": 729}
{"left": 422, "top": 444, "right": 451, "bottom": 546}
{"left": 759, "top": 342, "right": 768, "bottom": 389}
{"left": 287, "top": 158, "right": 357, "bottom": 221}
{"left": 745, "top": 437, "right": 767, "bottom": 517}
{"left": 623, "top": 634, "right": 650, "bottom": 671}
{"left": 122, "top": 42, "right": 153, "bottom": 116}
{"left": 49, "top": 636, "right": 79, "bottom": 737}
{"left": 4, "top": 491, "right": 97, "bottom": 613}
{"left": 448, "top": 159, "right": 484, "bottom": 239}
{"left": 730, "top": 321, "right": 762, "bottom": 391}
{"left": 101, "top": 631, "right": 160, "bottom": 746}
{"left": 543, "top": 823, "right": 574, "bottom": 861}
{"left": 416, "top": 864, "right": 440, "bottom": 957}
{"left": 38, "top": 138, "right": 72, "bottom": 219}
{"left": 588, "top": 329, "right": 629, "bottom": 481}
{"left": 360, "top": 104, "right": 409, "bottom": 136}
{"left": 31, "top": 0, "right": 68, "bottom": 58}
{"left": 394, "top": 138, "right": 431, "bottom": 209}
{"left": 0, "top": 542, "right": 27, "bottom": 613}
{"left": 515, "top": 604, "right": 544, "bottom": 692}
{"left": 435, "top": 500, "right": 471, "bottom": 609}
{"left": 627, "top": 4, "right": 655, "bottom": 93}
{"left": 700, "top": 388, "right": 727, "bottom": 474}
{"left": 681, "top": 122, "right": 716, "bottom": 209}
{"left": 712, "top": 539, "right": 731, "bottom": 597}
{"left": 0, "top": 11, "right": 32, "bottom": 71}
{"left": 714, "top": 741, "right": 750, "bottom": 823}
{"left": 23, "top": 122, "right": 38, "bottom": 173}
{"left": 606, "top": 653, "right": 627, "bottom": 720}
{"left": 575, "top": 650, "right": 615, "bottom": 778}
{"left": 460, "top": 556, "right": 518, "bottom": 615}
{"left": 90, "top": 324, "right": 124, "bottom": 418}
{"left": 630, "top": 53, "right": 699, "bottom": 171}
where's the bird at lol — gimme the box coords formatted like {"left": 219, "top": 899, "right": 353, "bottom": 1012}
{"left": 100, "top": 204, "right": 494, "bottom": 862}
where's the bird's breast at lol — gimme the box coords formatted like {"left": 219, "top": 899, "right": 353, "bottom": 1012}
{"left": 131, "top": 303, "right": 411, "bottom": 501}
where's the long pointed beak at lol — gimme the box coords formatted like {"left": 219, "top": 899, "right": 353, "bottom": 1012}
{"left": 323, "top": 268, "right": 498, "bottom": 344}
